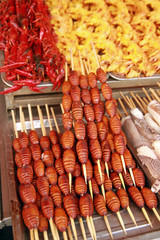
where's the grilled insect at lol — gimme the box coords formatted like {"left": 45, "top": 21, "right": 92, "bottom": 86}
{"left": 58, "top": 174, "right": 70, "bottom": 196}
{"left": 75, "top": 176, "right": 87, "bottom": 196}
{"left": 50, "top": 185, "right": 62, "bottom": 207}
{"left": 19, "top": 184, "right": 36, "bottom": 204}
{"left": 36, "top": 177, "right": 49, "bottom": 197}
{"left": 22, "top": 203, "right": 39, "bottom": 230}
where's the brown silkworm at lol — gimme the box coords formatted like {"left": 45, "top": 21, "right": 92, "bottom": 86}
{"left": 50, "top": 185, "right": 62, "bottom": 207}
{"left": 105, "top": 99, "right": 116, "bottom": 117}
{"left": 109, "top": 116, "right": 121, "bottom": 135}
{"left": 111, "top": 152, "right": 123, "bottom": 174}
{"left": 62, "top": 81, "right": 71, "bottom": 95}
{"left": 123, "top": 149, "right": 133, "bottom": 169}
{"left": 88, "top": 72, "right": 97, "bottom": 88}
{"left": 79, "top": 194, "right": 90, "bottom": 217}
{"left": 84, "top": 104, "right": 95, "bottom": 122}
{"left": 49, "top": 130, "right": 59, "bottom": 145}
{"left": 97, "top": 121, "right": 107, "bottom": 142}
{"left": 41, "top": 196, "right": 54, "bottom": 219}
{"left": 128, "top": 186, "right": 144, "bottom": 208}
{"left": 96, "top": 68, "right": 107, "bottom": 83}
{"left": 34, "top": 160, "right": 45, "bottom": 177}
{"left": 30, "top": 144, "right": 41, "bottom": 162}
{"left": 42, "top": 150, "right": 54, "bottom": 167}
{"left": 79, "top": 75, "right": 88, "bottom": 89}
{"left": 19, "top": 183, "right": 36, "bottom": 204}
{"left": 94, "top": 164, "right": 105, "bottom": 186}
{"left": 73, "top": 161, "right": 81, "bottom": 178}
{"left": 93, "top": 103, "right": 103, "bottom": 123}
{"left": 91, "top": 87, "right": 100, "bottom": 105}
{"left": 19, "top": 147, "right": 31, "bottom": 165}
{"left": 62, "top": 94, "right": 72, "bottom": 112}
{"left": 62, "top": 130, "right": 74, "bottom": 149}
{"left": 117, "top": 188, "right": 129, "bottom": 209}
{"left": 101, "top": 83, "right": 112, "bottom": 100}
{"left": 74, "top": 120, "right": 86, "bottom": 140}
{"left": 75, "top": 176, "right": 87, "bottom": 196}
{"left": 105, "top": 190, "right": 120, "bottom": 213}
{"left": 91, "top": 177, "right": 100, "bottom": 195}
{"left": 104, "top": 174, "right": 112, "bottom": 191}
{"left": 54, "top": 207, "right": 68, "bottom": 232}
{"left": 133, "top": 168, "right": 145, "bottom": 188}
{"left": 17, "top": 165, "right": 33, "bottom": 184}
{"left": 36, "top": 177, "right": 49, "bottom": 197}
{"left": 72, "top": 101, "right": 83, "bottom": 120}
{"left": 55, "top": 158, "right": 65, "bottom": 176}
{"left": 58, "top": 174, "right": 69, "bottom": 196}
{"left": 28, "top": 130, "right": 39, "bottom": 145}
{"left": 94, "top": 194, "right": 107, "bottom": 216}
{"left": 18, "top": 132, "right": 29, "bottom": 148}
{"left": 122, "top": 170, "right": 133, "bottom": 187}
{"left": 62, "top": 112, "right": 73, "bottom": 131}
{"left": 12, "top": 138, "right": 21, "bottom": 152}
{"left": 87, "top": 121, "right": 97, "bottom": 140}
{"left": 63, "top": 194, "right": 77, "bottom": 219}
{"left": 141, "top": 187, "right": 157, "bottom": 209}
{"left": 101, "top": 141, "right": 111, "bottom": 163}
{"left": 38, "top": 211, "right": 48, "bottom": 232}
{"left": 63, "top": 149, "right": 76, "bottom": 173}
{"left": 52, "top": 144, "right": 62, "bottom": 159}
{"left": 22, "top": 203, "right": 39, "bottom": 229}
{"left": 69, "top": 70, "right": 79, "bottom": 86}
{"left": 102, "top": 116, "right": 109, "bottom": 132}
{"left": 89, "top": 139, "right": 102, "bottom": 163}
{"left": 70, "top": 85, "right": 81, "bottom": 102}
{"left": 15, "top": 152, "right": 22, "bottom": 167}
{"left": 114, "top": 134, "right": 125, "bottom": 155}
{"left": 110, "top": 172, "right": 121, "bottom": 190}
{"left": 84, "top": 159, "right": 93, "bottom": 181}
{"left": 76, "top": 139, "right": 88, "bottom": 164}
{"left": 40, "top": 136, "right": 50, "bottom": 151}
{"left": 45, "top": 166, "right": 57, "bottom": 185}
{"left": 81, "top": 89, "right": 91, "bottom": 105}
{"left": 106, "top": 133, "right": 115, "bottom": 153}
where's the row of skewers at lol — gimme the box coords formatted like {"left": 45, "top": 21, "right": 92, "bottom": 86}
{"left": 11, "top": 48, "right": 160, "bottom": 240}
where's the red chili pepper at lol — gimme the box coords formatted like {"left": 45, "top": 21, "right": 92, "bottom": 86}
{"left": 29, "top": 86, "right": 46, "bottom": 93}
{"left": 6, "top": 74, "right": 16, "bottom": 81}
{"left": 12, "top": 80, "right": 37, "bottom": 87}
{"left": 0, "top": 62, "right": 27, "bottom": 73}
{"left": 0, "top": 85, "right": 22, "bottom": 94}
{"left": 14, "top": 69, "right": 33, "bottom": 78}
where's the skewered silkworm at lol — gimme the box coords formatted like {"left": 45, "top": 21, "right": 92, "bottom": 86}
{"left": 28, "top": 130, "right": 39, "bottom": 145}
{"left": 19, "top": 184, "right": 36, "bottom": 204}
{"left": 17, "top": 165, "right": 33, "bottom": 184}
{"left": 36, "top": 177, "right": 49, "bottom": 197}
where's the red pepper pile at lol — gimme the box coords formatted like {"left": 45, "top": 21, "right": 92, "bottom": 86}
{"left": 0, "top": 0, "right": 65, "bottom": 94}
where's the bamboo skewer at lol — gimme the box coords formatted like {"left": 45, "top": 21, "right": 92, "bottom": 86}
{"left": 86, "top": 215, "right": 94, "bottom": 240}
{"left": 28, "top": 104, "right": 35, "bottom": 131}
{"left": 70, "top": 48, "right": 74, "bottom": 71}
{"left": 63, "top": 231, "right": 68, "bottom": 240}
{"left": 143, "top": 97, "right": 149, "bottom": 105}
{"left": 90, "top": 216, "right": 97, "bottom": 240}
{"left": 50, "top": 107, "right": 60, "bottom": 134}
{"left": 70, "top": 217, "right": 78, "bottom": 240}
{"left": 116, "top": 211, "right": 127, "bottom": 235}
{"left": 119, "top": 92, "right": 132, "bottom": 109}
{"left": 103, "top": 215, "right": 113, "bottom": 240}
{"left": 152, "top": 207, "right": 160, "bottom": 222}
{"left": 43, "top": 230, "right": 49, "bottom": 240}
{"left": 141, "top": 207, "right": 153, "bottom": 228}
{"left": 101, "top": 184, "right": 106, "bottom": 201}
{"left": 30, "top": 229, "right": 34, "bottom": 240}
{"left": 135, "top": 94, "right": 147, "bottom": 113}
{"left": 11, "top": 110, "right": 18, "bottom": 138}
{"left": 149, "top": 88, "right": 160, "bottom": 102}
{"left": 117, "top": 108, "right": 123, "bottom": 119}
{"left": 119, "top": 173, "right": 126, "bottom": 190}
{"left": 34, "top": 228, "right": 40, "bottom": 240}
{"left": 67, "top": 225, "right": 73, "bottom": 240}
{"left": 79, "top": 217, "right": 87, "bottom": 240}
{"left": 118, "top": 98, "right": 129, "bottom": 116}
{"left": 126, "top": 206, "right": 137, "bottom": 226}
{"left": 45, "top": 104, "right": 53, "bottom": 131}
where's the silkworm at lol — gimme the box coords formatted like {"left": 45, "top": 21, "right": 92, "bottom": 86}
{"left": 42, "top": 150, "right": 54, "bottom": 167}
{"left": 36, "top": 177, "right": 49, "bottom": 197}
{"left": 96, "top": 68, "right": 107, "bottom": 83}
{"left": 58, "top": 174, "right": 69, "bottom": 196}
{"left": 94, "top": 164, "right": 105, "bottom": 185}
{"left": 117, "top": 188, "right": 129, "bottom": 209}
{"left": 111, "top": 152, "right": 123, "bottom": 174}
{"left": 62, "top": 94, "right": 72, "bottom": 113}
{"left": 72, "top": 101, "right": 83, "bottom": 120}
{"left": 45, "top": 166, "right": 58, "bottom": 185}
{"left": 94, "top": 194, "right": 107, "bottom": 216}
{"left": 63, "top": 149, "right": 76, "bottom": 173}
{"left": 87, "top": 121, "right": 97, "bottom": 140}
{"left": 19, "top": 147, "right": 31, "bottom": 165}
{"left": 105, "top": 190, "right": 120, "bottom": 213}
{"left": 128, "top": 186, "right": 144, "bottom": 208}
{"left": 70, "top": 85, "right": 81, "bottom": 102}
{"left": 63, "top": 194, "right": 77, "bottom": 219}
{"left": 73, "top": 161, "right": 81, "bottom": 178}
{"left": 55, "top": 158, "right": 65, "bottom": 176}
{"left": 101, "top": 83, "right": 112, "bottom": 100}
{"left": 69, "top": 70, "right": 79, "bottom": 86}
{"left": 102, "top": 116, "right": 109, "bottom": 132}
{"left": 74, "top": 196, "right": 81, "bottom": 218}
{"left": 36, "top": 192, "right": 41, "bottom": 209}
{"left": 50, "top": 185, "right": 62, "bottom": 207}
{"left": 49, "top": 130, "right": 59, "bottom": 145}
{"left": 62, "top": 112, "right": 73, "bottom": 131}
{"left": 84, "top": 104, "right": 95, "bottom": 122}
{"left": 88, "top": 72, "right": 97, "bottom": 88}
{"left": 28, "top": 130, "right": 39, "bottom": 145}
{"left": 76, "top": 139, "right": 88, "bottom": 164}
{"left": 18, "top": 132, "right": 29, "bottom": 148}
{"left": 54, "top": 207, "right": 68, "bottom": 232}
{"left": 74, "top": 120, "right": 86, "bottom": 140}
{"left": 19, "top": 184, "right": 36, "bottom": 204}
{"left": 120, "top": 130, "right": 127, "bottom": 147}
{"left": 30, "top": 144, "right": 41, "bottom": 162}
{"left": 106, "top": 133, "right": 115, "bottom": 153}
{"left": 123, "top": 149, "right": 132, "bottom": 169}
{"left": 62, "top": 81, "right": 71, "bottom": 95}
{"left": 41, "top": 196, "right": 54, "bottom": 219}
{"left": 81, "top": 89, "right": 91, "bottom": 105}
{"left": 91, "top": 177, "right": 100, "bottom": 195}
{"left": 99, "top": 101, "right": 105, "bottom": 115}
{"left": 91, "top": 87, "right": 100, "bottom": 105}
{"left": 62, "top": 130, "right": 74, "bottom": 149}
{"left": 38, "top": 212, "right": 48, "bottom": 232}
{"left": 101, "top": 141, "right": 111, "bottom": 163}
{"left": 83, "top": 159, "right": 93, "bottom": 181}
{"left": 105, "top": 99, "right": 116, "bottom": 117}
{"left": 107, "top": 160, "right": 113, "bottom": 172}
{"left": 141, "top": 187, "right": 157, "bottom": 209}
{"left": 114, "top": 134, "right": 125, "bottom": 155}
{"left": 79, "top": 194, "right": 90, "bottom": 217}
{"left": 89, "top": 139, "right": 102, "bottom": 163}
{"left": 22, "top": 203, "right": 39, "bottom": 229}
{"left": 104, "top": 174, "right": 112, "bottom": 191}
{"left": 122, "top": 170, "right": 133, "bottom": 187}
{"left": 132, "top": 168, "right": 145, "bottom": 188}
{"left": 79, "top": 75, "right": 88, "bottom": 89}
{"left": 52, "top": 144, "right": 62, "bottom": 159}
{"left": 75, "top": 176, "right": 87, "bottom": 196}
{"left": 97, "top": 121, "right": 107, "bottom": 142}
{"left": 12, "top": 138, "right": 21, "bottom": 152}
{"left": 40, "top": 136, "right": 50, "bottom": 151}
{"left": 15, "top": 152, "right": 22, "bottom": 167}
{"left": 17, "top": 165, "right": 33, "bottom": 184}
{"left": 34, "top": 160, "right": 45, "bottom": 177}
{"left": 93, "top": 103, "right": 103, "bottom": 123}
{"left": 109, "top": 116, "right": 121, "bottom": 135}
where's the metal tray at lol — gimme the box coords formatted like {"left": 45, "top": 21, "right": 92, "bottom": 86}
{"left": 109, "top": 72, "right": 160, "bottom": 81}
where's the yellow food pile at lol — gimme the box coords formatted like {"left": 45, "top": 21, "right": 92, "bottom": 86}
{"left": 46, "top": 0, "right": 160, "bottom": 78}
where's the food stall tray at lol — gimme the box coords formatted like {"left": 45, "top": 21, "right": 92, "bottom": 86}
{"left": 109, "top": 72, "right": 160, "bottom": 81}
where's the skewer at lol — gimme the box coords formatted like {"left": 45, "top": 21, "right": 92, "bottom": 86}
{"left": 129, "top": 97, "right": 136, "bottom": 109}
{"left": 70, "top": 217, "right": 78, "bottom": 240}
{"left": 50, "top": 107, "right": 60, "bottom": 134}
{"left": 79, "top": 217, "right": 87, "bottom": 240}
{"left": 19, "top": 106, "right": 24, "bottom": 132}
{"left": 83, "top": 60, "right": 89, "bottom": 75}
{"left": 149, "top": 88, "right": 160, "bottom": 102}
{"left": 90, "top": 216, "right": 97, "bottom": 240}
{"left": 157, "top": 82, "right": 160, "bottom": 88}
{"left": 129, "top": 92, "right": 146, "bottom": 114}
{"left": 156, "top": 89, "right": 160, "bottom": 98}
{"left": 118, "top": 98, "right": 129, "bottom": 116}
{"left": 79, "top": 50, "right": 85, "bottom": 75}
{"left": 143, "top": 97, "right": 149, "bottom": 105}
{"left": 86, "top": 49, "right": 91, "bottom": 72}
{"left": 30, "top": 229, "right": 34, "bottom": 240}
{"left": 116, "top": 211, "right": 127, "bottom": 235}
{"left": 103, "top": 215, "right": 113, "bottom": 240}
{"left": 28, "top": 104, "right": 35, "bottom": 130}
{"left": 119, "top": 173, "right": 126, "bottom": 190}
{"left": 86, "top": 215, "right": 94, "bottom": 240}
{"left": 135, "top": 94, "right": 147, "bottom": 113}
{"left": 65, "top": 61, "right": 68, "bottom": 82}
{"left": 141, "top": 207, "right": 153, "bottom": 228}
{"left": 45, "top": 104, "right": 53, "bottom": 131}
{"left": 34, "top": 228, "right": 40, "bottom": 240}
{"left": 142, "top": 88, "right": 152, "bottom": 102}
{"left": 43, "top": 230, "right": 49, "bottom": 240}
{"left": 67, "top": 225, "right": 73, "bottom": 240}
{"left": 117, "top": 108, "right": 122, "bottom": 119}
{"left": 11, "top": 110, "right": 18, "bottom": 138}
{"left": 152, "top": 207, "right": 160, "bottom": 222}
{"left": 126, "top": 206, "right": 137, "bottom": 226}
{"left": 63, "top": 231, "right": 68, "bottom": 240}
{"left": 119, "top": 92, "right": 132, "bottom": 109}
{"left": 101, "top": 184, "right": 106, "bottom": 201}
{"left": 37, "top": 105, "right": 46, "bottom": 136}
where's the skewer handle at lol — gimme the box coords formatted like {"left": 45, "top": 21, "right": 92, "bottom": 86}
{"left": 120, "top": 155, "right": 126, "bottom": 174}
{"left": 97, "top": 160, "right": 103, "bottom": 181}
{"left": 11, "top": 110, "right": 18, "bottom": 138}
{"left": 65, "top": 62, "right": 68, "bottom": 82}
{"left": 49, "top": 218, "right": 59, "bottom": 240}
{"left": 152, "top": 207, "right": 160, "bottom": 222}
{"left": 70, "top": 217, "right": 78, "bottom": 240}
{"left": 101, "top": 184, "right": 106, "bottom": 201}
{"left": 79, "top": 217, "right": 87, "bottom": 240}
{"left": 30, "top": 229, "right": 34, "bottom": 240}
{"left": 50, "top": 107, "right": 60, "bottom": 134}
{"left": 116, "top": 211, "right": 127, "bottom": 235}
{"left": 119, "top": 173, "right": 126, "bottom": 190}
{"left": 34, "top": 228, "right": 39, "bottom": 240}
{"left": 89, "top": 180, "right": 93, "bottom": 200}
{"left": 67, "top": 225, "right": 73, "bottom": 240}
{"left": 103, "top": 215, "right": 113, "bottom": 240}
{"left": 105, "top": 162, "right": 109, "bottom": 178}
{"left": 141, "top": 207, "right": 153, "bottom": 228}
{"left": 37, "top": 105, "right": 46, "bottom": 136}
{"left": 45, "top": 104, "right": 52, "bottom": 131}
{"left": 82, "top": 164, "right": 87, "bottom": 184}
{"left": 90, "top": 216, "right": 97, "bottom": 240}
{"left": 28, "top": 104, "right": 35, "bottom": 131}
{"left": 129, "top": 168, "right": 136, "bottom": 186}
{"left": 43, "top": 231, "right": 49, "bottom": 240}
{"left": 86, "top": 215, "right": 94, "bottom": 240}
{"left": 63, "top": 231, "right": 68, "bottom": 240}
{"left": 69, "top": 173, "right": 72, "bottom": 193}
{"left": 127, "top": 206, "right": 137, "bottom": 226}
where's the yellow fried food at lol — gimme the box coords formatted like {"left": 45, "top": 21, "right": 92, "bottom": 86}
{"left": 46, "top": 0, "right": 160, "bottom": 77}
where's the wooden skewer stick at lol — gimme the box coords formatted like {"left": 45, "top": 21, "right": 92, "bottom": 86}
{"left": 69, "top": 172, "right": 72, "bottom": 193}
{"left": 117, "top": 108, "right": 123, "bottom": 119}
{"left": 83, "top": 60, "right": 89, "bottom": 75}
{"left": 70, "top": 217, "right": 78, "bottom": 240}
{"left": 105, "top": 162, "right": 109, "bottom": 179}
{"left": 91, "top": 41, "right": 100, "bottom": 68}
{"left": 129, "top": 168, "right": 136, "bottom": 187}
{"left": 49, "top": 218, "right": 60, "bottom": 240}
{"left": 34, "top": 228, "right": 40, "bottom": 240}
{"left": 151, "top": 94, "right": 156, "bottom": 100}
{"left": 79, "top": 217, "right": 87, "bottom": 240}
{"left": 120, "top": 155, "right": 126, "bottom": 174}
{"left": 103, "top": 215, "right": 113, "bottom": 240}
{"left": 28, "top": 104, "right": 35, "bottom": 131}
{"left": 37, "top": 105, "right": 47, "bottom": 136}
{"left": 63, "top": 231, "right": 68, "bottom": 240}
{"left": 157, "top": 82, "right": 160, "bottom": 88}
{"left": 142, "top": 88, "right": 152, "bottom": 102}
{"left": 19, "top": 106, "right": 24, "bottom": 132}
{"left": 129, "top": 97, "right": 136, "bottom": 109}
{"left": 119, "top": 92, "right": 132, "bottom": 110}
{"left": 65, "top": 61, "right": 68, "bottom": 82}
{"left": 152, "top": 207, "right": 160, "bottom": 222}
{"left": 130, "top": 92, "right": 146, "bottom": 114}
{"left": 149, "top": 88, "right": 160, "bottom": 103}
{"left": 116, "top": 211, "right": 127, "bottom": 235}
{"left": 156, "top": 89, "right": 160, "bottom": 98}
{"left": 67, "top": 225, "right": 73, "bottom": 240}
{"left": 135, "top": 94, "right": 147, "bottom": 114}
{"left": 86, "top": 215, "right": 94, "bottom": 240}
{"left": 118, "top": 98, "right": 129, "bottom": 116}
{"left": 89, "top": 179, "right": 93, "bottom": 200}
{"left": 45, "top": 104, "right": 53, "bottom": 131}
{"left": 90, "top": 216, "right": 97, "bottom": 240}
{"left": 30, "top": 229, "right": 34, "bottom": 240}
{"left": 11, "top": 110, "right": 18, "bottom": 138}
{"left": 126, "top": 206, "right": 137, "bottom": 226}
{"left": 143, "top": 97, "right": 149, "bottom": 105}
{"left": 119, "top": 173, "right": 126, "bottom": 190}
{"left": 50, "top": 107, "right": 60, "bottom": 134}
{"left": 43, "top": 231, "right": 49, "bottom": 240}
{"left": 79, "top": 50, "right": 85, "bottom": 75}
{"left": 101, "top": 184, "right": 106, "bottom": 201}
{"left": 141, "top": 207, "right": 153, "bottom": 228}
